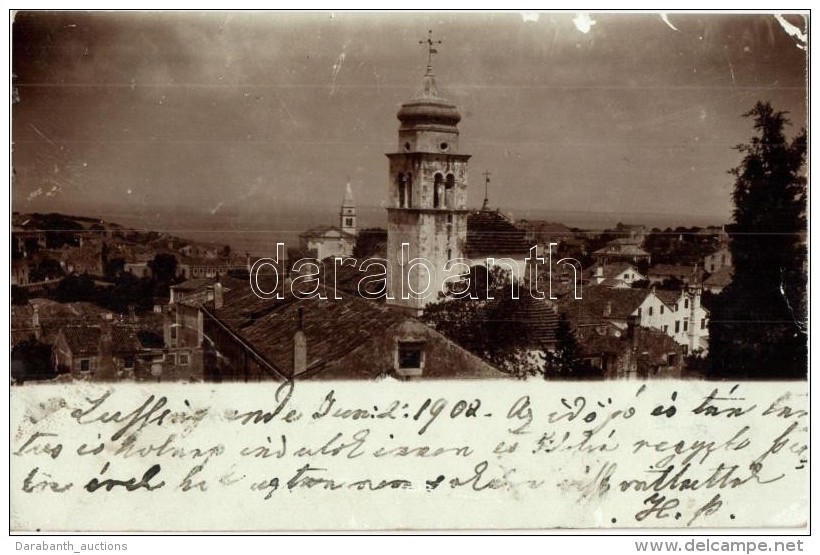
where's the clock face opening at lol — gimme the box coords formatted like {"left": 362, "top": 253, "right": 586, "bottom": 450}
{"left": 439, "top": 142, "right": 449, "bottom": 151}
{"left": 404, "top": 142, "right": 411, "bottom": 151}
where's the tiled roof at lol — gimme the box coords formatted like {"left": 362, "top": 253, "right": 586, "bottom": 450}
{"left": 599, "top": 277, "right": 628, "bottom": 288}
{"left": 614, "top": 223, "right": 647, "bottom": 232}
{"left": 558, "top": 285, "right": 649, "bottom": 325}
{"left": 29, "top": 299, "right": 107, "bottom": 320}
{"left": 60, "top": 326, "right": 102, "bottom": 356}
{"left": 300, "top": 225, "right": 354, "bottom": 240}
{"left": 594, "top": 241, "right": 650, "bottom": 256}
{"left": 11, "top": 304, "right": 34, "bottom": 330}
{"left": 578, "top": 326, "right": 679, "bottom": 367}
{"left": 110, "top": 326, "right": 142, "bottom": 353}
{"left": 585, "top": 262, "right": 638, "bottom": 279}
{"left": 609, "top": 238, "right": 641, "bottom": 246}
{"left": 210, "top": 285, "right": 404, "bottom": 376}
{"left": 704, "top": 266, "right": 734, "bottom": 287}
{"left": 654, "top": 289, "right": 683, "bottom": 308}
{"left": 648, "top": 264, "right": 704, "bottom": 279}
{"left": 59, "top": 324, "right": 142, "bottom": 356}
{"left": 179, "top": 256, "right": 236, "bottom": 267}
{"left": 172, "top": 278, "right": 214, "bottom": 292}
{"left": 208, "top": 283, "right": 502, "bottom": 379}
{"left": 465, "top": 209, "right": 531, "bottom": 257}
{"left": 507, "top": 297, "right": 559, "bottom": 346}
{"left": 518, "top": 220, "right": 573, "bottom": 234}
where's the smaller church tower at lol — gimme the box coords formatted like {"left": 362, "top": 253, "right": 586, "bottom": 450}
{"left": 340, "top": 181, "right": 357, "bottom": 236}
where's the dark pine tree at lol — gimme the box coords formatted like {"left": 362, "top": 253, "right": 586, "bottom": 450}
{"left": 11, "top": 338, "right": 56, "bottom": 383}
{"left": 542, "top": 313, "right": 601, "bottom": 380}
{"left": 708, "top": 102, "right": 807, "bottom": 379}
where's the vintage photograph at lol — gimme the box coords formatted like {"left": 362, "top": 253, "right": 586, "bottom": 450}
{"left": 11, "top": 11, "right": 808, "bottom": 384}
{"left": 8, "top": 11, "right": 809, "bottom": 534}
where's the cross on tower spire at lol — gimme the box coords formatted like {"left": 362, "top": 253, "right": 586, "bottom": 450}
{"left": 482, "top": 170, "right": 491, "bottom": 210}
{"left": 420, "top": 29, "right": 442, "bottom": 75}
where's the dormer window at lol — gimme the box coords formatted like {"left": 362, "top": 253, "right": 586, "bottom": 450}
{"left": 397, "top": 173, "right": 412, "bottom": 208}
{"left": 396, "top": 341, "right": 425, "bottom": 377}
{"left": 445, "top": 174, "right": 455, "bottom": 208}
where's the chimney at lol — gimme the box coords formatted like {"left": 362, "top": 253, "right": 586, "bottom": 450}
{"left": 127, "top": 304, "right": 137, "bottom": 324}
{"left": 245, "top": 251, "right": 251, "bottom": 272}
{"left": 293, "top": 308, "right": 306, "bottom": 377}
{"left": 213, "top": 282, "right": 224, "bottom": 309}
{"left": 626, "top": 315, "right": 640, "bottom": 350}
{"left": 97, "top": 319, "right": 117, "bottom": 380}
{"left": 596, "top": 264, "right": 604, "bottom": 283}
{"left": 603, "top": 301, "right": 612, "bottom": 317}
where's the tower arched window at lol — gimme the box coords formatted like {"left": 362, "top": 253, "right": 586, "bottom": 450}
{"left": 397, "top": 173, "right": 406, "bottom": 207}
{"left": 405, "top": 173, "right": 413, "bottom": 208}
{"left": 433, "top": 173, "right": 443, "bottom": 208}
{"left": 445, "top": 174, "right": 456, "bottom": 209}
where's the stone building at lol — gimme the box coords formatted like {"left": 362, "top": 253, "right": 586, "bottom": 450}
{"left": 384, "top": 39, "right": 542, "bottom": 314}
{"left": 384, "top": 46, "right": 471, "bottom": 315}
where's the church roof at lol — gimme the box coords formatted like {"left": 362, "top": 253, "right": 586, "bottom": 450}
{"left": 465, "top": 209, "right": 531, "bottom": 257}
{"left": 508, "top": 297, "right": 559, "bottom": 347}
{"left": 299, "top": 225, "right": 355, "bottom": 240}
{"left": 397, "top": 63, "right": 461, "bottom": 129}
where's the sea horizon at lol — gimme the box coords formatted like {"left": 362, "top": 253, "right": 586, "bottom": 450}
{"left": 13, "top": 201, "right": 730, "bottom": 257}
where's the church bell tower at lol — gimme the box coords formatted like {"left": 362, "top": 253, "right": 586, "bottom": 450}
{"left": 340, "top": 181, "right": 356, "bottom": 236}
{"left": 386, "top": 31, "right": 470, "bottom": 314}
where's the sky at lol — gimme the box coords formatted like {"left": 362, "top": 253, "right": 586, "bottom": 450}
{"left": 12, "top": 11, "right": 808, "bottom": 224}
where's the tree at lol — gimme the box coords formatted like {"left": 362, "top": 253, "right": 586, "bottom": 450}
{"left": 29, "top": 257, "right": 64, "bottom": 282}
{"left": 421, "top": 266, "right": 540, "bottom": 377}
{"left": 542, "top": 313, "right": 601, "bottom": 379}
{"left": 104, "top": 256, "right": 126, "bottom": 279}
{"left": 11, "top": 338, "right": 56, "bottom": 383}
{"left": 11, "top": 285, "right": 30, "bottom": 305}
{"left": 352, "top": 228, "right": 388, "bottom": 259}
{"left": 658, "top": 276, "right": 684, "bottom": 291}
{"left": 103, "top": 273, "right": 154, "bottom": 313}
{"left": 148, "top": 253, "right": 178, "bottom": 283}
{"left": 147, "top": 253, "right": 179, "bottom": 298}
{"left": 53, "top": 273, "right": 96, "bottom": 302}
{"left": 708, "top": 102, "right": 807, "bottom": 379}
